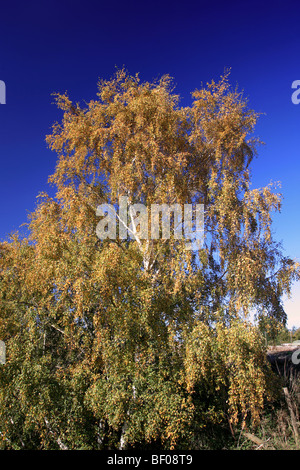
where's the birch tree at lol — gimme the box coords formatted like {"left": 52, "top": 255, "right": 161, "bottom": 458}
{"left": 0, "top": 69, "right": 299, "bottom": 449}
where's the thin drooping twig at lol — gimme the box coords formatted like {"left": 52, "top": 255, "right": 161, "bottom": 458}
{"left": 283, "top": 387, "right": 300, "bottom": 447}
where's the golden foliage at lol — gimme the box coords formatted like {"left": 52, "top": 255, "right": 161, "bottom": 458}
{"left": 0, "top": 69, "right": 299, "bottom": 449}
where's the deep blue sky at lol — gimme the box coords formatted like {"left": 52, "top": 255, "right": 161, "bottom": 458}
{"left": 0, "top": 0, "right": 299, "bottom": 327}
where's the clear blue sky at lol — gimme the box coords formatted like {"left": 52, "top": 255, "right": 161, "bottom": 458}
{"left": 0, "top": 0, "right": 299, "bottom": 328}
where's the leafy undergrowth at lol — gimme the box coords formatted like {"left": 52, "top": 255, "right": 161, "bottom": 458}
{"left": 195, "top": 350, "right": 300, "bottom": 450}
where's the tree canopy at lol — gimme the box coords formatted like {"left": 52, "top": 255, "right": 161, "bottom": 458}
{"left": 0, "top": 69, "right": 299, "bottom": 449}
